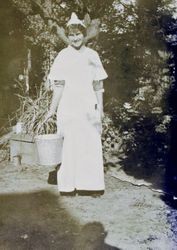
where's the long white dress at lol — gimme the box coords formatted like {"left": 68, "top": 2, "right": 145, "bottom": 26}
{"left": 48, "top": 45, "right": 108, "bottom": 192}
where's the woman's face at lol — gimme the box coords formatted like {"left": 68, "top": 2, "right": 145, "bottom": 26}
{"left": 68, "top": 29, "right": 84, "bottom": 49}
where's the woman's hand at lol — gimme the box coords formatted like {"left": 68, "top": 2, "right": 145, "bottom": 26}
{"left": 97, "top": 105, "right": 104, "bottom": 120}
{"left": 100, "top": 109, "right": 104, "bottom": 120}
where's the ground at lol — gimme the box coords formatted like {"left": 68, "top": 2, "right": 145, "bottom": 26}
{"left": 0, "top": 160, "right": 177, "bottom": 250}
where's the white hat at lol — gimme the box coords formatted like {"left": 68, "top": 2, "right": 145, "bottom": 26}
{"left": 67, "top": 12, "right": 86, "bottom": 27}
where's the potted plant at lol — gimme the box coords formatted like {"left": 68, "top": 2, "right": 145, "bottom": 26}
{"left": 10, "top": 84, "right": 62, "bottom": 166}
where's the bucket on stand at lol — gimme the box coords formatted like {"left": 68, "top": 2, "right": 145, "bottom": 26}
{"left": 35, "top": 134, "right": 63, "bottom": 166}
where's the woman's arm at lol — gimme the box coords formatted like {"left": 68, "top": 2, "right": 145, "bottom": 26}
{"left": 93, "top": 80, "right": 104, "bottom": 119}
{"left": 45, "top": 80, "right": 65, "bottom": 121}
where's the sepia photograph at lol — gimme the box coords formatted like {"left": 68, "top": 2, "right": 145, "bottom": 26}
{"left": 0, "top": 0, "right": 177, "bottom": 249}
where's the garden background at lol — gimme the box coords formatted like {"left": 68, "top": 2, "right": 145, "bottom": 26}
{"left": 0, "top": 0, "right": 177, "bottom": 195}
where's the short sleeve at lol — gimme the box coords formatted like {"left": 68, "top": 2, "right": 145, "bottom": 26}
{"left": 47, "top": 51, "right": 66, "bottom": 82}
{"left": 92, "top": 52, "right": 108, "bottom": 81}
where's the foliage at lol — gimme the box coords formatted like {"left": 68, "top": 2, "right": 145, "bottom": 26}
{"left": 15, "top": 82, "right": 56, "bottom": 135}
{"left": 107, "top": 95, "right": 171, "bottom": 176}
{"left": 102, "top": 113, "right": 125, "bottom": 166}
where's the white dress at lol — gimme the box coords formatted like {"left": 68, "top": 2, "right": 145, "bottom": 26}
{"left": 48, "top": 45, "right": 108, "bottom": 192}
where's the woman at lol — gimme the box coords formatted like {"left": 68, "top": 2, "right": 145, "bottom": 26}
{"left": 46, "top": 13, "right": 108, "bottom": 195}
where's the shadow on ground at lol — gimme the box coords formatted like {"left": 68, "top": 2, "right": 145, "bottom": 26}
{"left": 0, "top": 190, "right": 120, "bottom": 250}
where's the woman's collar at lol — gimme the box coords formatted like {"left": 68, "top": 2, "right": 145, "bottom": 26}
{"left": 68, "top": 45, "right": 86, "bottom": 53}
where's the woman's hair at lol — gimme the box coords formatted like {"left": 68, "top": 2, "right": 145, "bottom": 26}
{"left": 66, "top": 24, "right": 86, "bottom": 37}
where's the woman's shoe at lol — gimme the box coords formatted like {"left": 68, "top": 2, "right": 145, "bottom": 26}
{"left": 77, "top": 190, "right": 104, "bottom": 197}
{"left": 60, "top": 191, "right": 76, "bottom": 196}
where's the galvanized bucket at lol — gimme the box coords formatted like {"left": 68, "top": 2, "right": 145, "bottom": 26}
{"left": 35, "top": 134, "right": 63, "bottom": 166}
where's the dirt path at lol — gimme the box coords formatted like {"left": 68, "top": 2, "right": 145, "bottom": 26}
{"left": 0, "top": 161, "right": 176, "bottom": 250}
